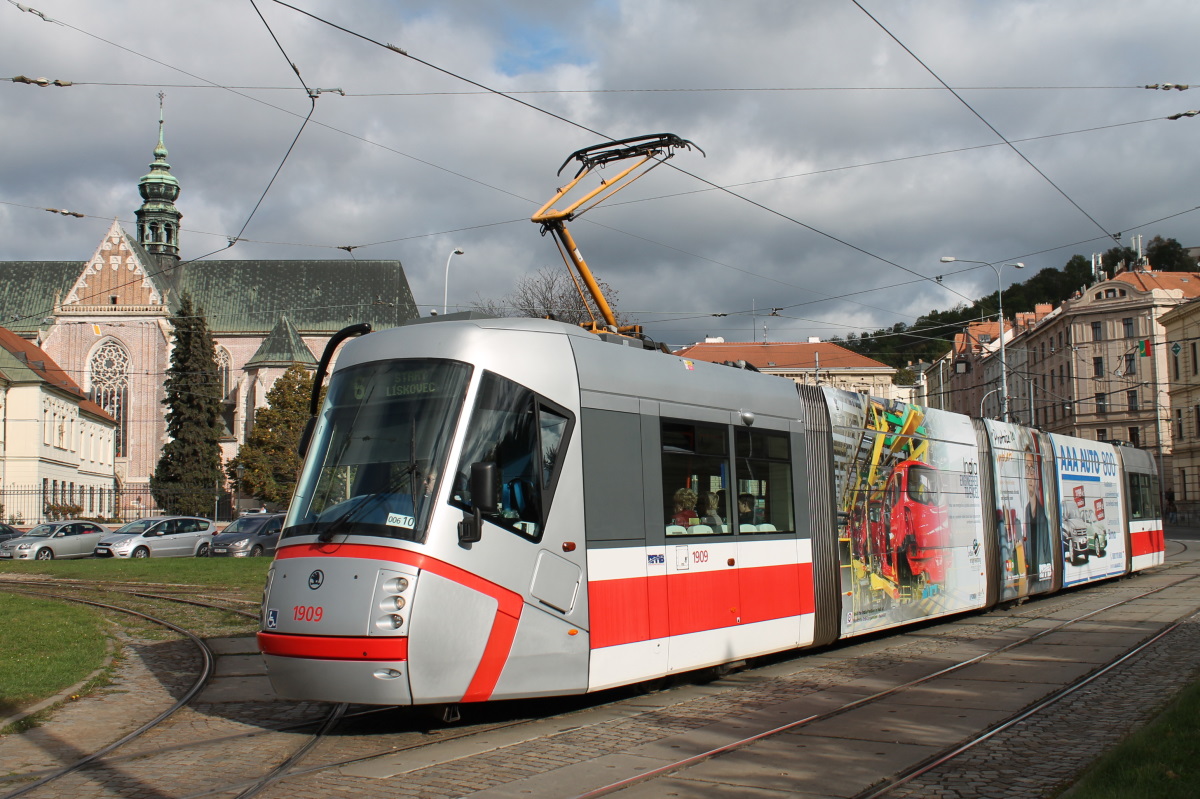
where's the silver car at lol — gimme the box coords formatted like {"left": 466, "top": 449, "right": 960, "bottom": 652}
{"left": 93, "top": 516, "right": 215, "bottom": 558}
{"left": 0, "top": 520, "right": 111, "bottom": 560}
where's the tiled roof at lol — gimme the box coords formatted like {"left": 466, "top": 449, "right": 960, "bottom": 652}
{"left": 245, "top": 315, "right": 317, "bottom": 368}
{"left": 0, "top": 256, "right": 417, "bottom": 335}
{"left": 0, "top": 326, "right": 112, "bottom": 420}
{"left": 673, "top": 341, "right": 891, "bottom": 370}
{"left": 178, "top": 259, "right": 417, "bottom": 334}
{"left": 1111, "top": 270, "right": 1200, "bottom": 297}
{"left": 953, "top": 320, "right": 1006, "bottom": 357}
{"left": 0, "top": 262, "right": 84, "bottom": 334}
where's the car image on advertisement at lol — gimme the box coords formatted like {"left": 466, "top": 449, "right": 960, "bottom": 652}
{"left": 210, "top": 513, "right": 284, "bottom": 557}
{"left": 0, "top": 521, "right": 110, "bottom": 560}
{"left": 93, "top": 516, "right": 214, "bottom": 559}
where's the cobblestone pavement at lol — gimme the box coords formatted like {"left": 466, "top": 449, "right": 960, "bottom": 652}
{"left": 3, "top": 541, "right": 1198, "bottom": 799}
{"left": 889, "top": 566, "right": 1200, "bottom": 798}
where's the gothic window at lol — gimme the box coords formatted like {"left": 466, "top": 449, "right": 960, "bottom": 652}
{"left": 90, "top": 340, "right": 130, "bottom": 457}
{"left": 216, "top": 347, "right": 232, "bottom": 398}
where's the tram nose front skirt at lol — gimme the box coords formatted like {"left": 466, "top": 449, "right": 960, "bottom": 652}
{"left": 257, "top": 555, "right": 418, "bottom": 705}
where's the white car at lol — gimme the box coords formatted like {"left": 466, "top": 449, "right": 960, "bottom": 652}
{"left": 94, "top": 516, "right": 214, "bottom": 558}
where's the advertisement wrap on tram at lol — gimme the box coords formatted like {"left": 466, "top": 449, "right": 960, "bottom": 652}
{"left": 825, "top": 388, "right": 986, "bottom": 637}
{"left": 984, "top": 421, "right": 1056, "bottom": 602}
{"left": 1049, "top": 435, "right": 1125, "bottom": 587}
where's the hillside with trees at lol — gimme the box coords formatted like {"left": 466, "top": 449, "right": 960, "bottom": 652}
{"left": 831, "top": 236, "right": 1196, "bottom": 374}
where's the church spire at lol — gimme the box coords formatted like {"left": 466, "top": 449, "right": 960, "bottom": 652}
{"left": 135, "top": 93, "right": 183, "bottom": 272}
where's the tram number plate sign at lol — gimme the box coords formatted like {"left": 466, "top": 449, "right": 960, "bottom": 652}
{"left": 293, "top": 605, "right": 324, "bottom": 622}
{"left": 386, "top": 513, "right": 416, "bottom": 529}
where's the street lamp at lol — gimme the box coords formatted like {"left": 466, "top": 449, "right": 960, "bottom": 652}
{"left": 980, "top": 387, "right": 1002, "bottom": 418}
{"left": 442, "top": 248, "right": 465, "bottom": 315}
{"left": 941, "top": 257, "right": 1025, "bottom": 421}
{"left": 236, "top": 463, "right": 245, "bottom": 518}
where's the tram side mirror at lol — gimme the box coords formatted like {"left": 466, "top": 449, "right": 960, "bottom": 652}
{"left": 297, "top": 416, "right": 316, "bottom": 459}
{"left": 458, "top": 462, "right": 498, "bottom": 545}
{"left": 471, "top": 462, "right": 499, "bottom": 514}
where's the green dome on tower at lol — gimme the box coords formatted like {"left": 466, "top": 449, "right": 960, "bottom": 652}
{"left": 135, "top": 95, "right": 183, "bottom": 270}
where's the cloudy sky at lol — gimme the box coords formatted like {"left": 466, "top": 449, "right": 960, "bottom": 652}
{"left": 3, "top": 0, "right": 1198, "bottom": 348}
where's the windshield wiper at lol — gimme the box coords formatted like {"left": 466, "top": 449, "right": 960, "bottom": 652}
{"left": 316, "top": 460, "right": 421, "bottom": 543}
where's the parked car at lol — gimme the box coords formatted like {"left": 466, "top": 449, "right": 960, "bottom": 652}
{"left": 0, "top": 520, "right": 111, "bottom": 560}
{"left": 210, "top": 513, "right": 285, "bottom": 557}
{"left": 0, "top": 523, "right": 22, "bottom": 544}
{"left": 93, "top": 516, "right": 214, "bottom": 559}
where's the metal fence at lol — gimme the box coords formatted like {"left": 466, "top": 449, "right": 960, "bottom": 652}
{"left": 0, "top": 484, "right": 233, "bottom": 527}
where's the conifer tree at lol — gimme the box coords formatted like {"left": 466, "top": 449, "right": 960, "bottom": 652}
{"left": 227, "top": 364, "right": 317, "bottom": 505}
{"left": 151, "top": 293, "right": 224, "bottom": 516}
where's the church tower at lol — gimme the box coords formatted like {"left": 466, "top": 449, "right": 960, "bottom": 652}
{"left": 135, "top": 95, "right": 182, "bottom": 274}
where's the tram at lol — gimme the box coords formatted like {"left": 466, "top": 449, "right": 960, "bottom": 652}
{"left": 256, "top": 314, "right": 1165, "bottom": 707}
{"left": 256, "top": 133, "right": 1164, "bottom": 707}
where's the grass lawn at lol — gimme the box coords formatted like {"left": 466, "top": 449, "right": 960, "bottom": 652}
{"left": 0, "top": 556, "right": 273, "bottom": 593}
{"left": 1064, "top": 677, "right": 1200, "bottom": 798}
{"left": 0, "top": 593, "right": 110, "bottom": 717}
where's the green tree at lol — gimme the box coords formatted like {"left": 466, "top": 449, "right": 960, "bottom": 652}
{"left": 227, "top": 364, "right": 317, "bottom": 505}
{"left": 151, "top": 293, "right": 224, "bottom": 516}
{"left": 1146, "top": 236, "right": 1196, "bottom": 271}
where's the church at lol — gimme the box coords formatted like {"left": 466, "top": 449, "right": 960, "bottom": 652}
{"left": 0, "top": 112, "right": 417, "bottom": 505}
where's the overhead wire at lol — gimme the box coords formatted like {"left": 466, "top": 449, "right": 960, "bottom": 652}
{"left": 261, "top": 0, "right": 978, "bottom": 307}
{"left": 6, "top": 1, "right": 1196, "bottom": 337}
{"left": 850, "top": 0, "right": 1121, "bottom": 248}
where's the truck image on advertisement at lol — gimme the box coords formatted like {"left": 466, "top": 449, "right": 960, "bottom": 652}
{"left": 848, "top": 460, "right": 950, "bottom": 603}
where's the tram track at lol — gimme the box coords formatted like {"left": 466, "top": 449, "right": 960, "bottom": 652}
{"left": 0, "top": 583, "right": 356, "bottom": 799}
{"left": 0, "top": 581, "right": 576, "bottom": 799}
{"left": 566, "top": 555, "right": 1200, "bottom": 798}
{"left": 34, "top": 556, "right": 1186, "bottom": 799}
{"left": 2, "top": 546, "right": 1196, "bottom": 798}
{"left": 0, "top": 588, "right": 216, "bottom": 799}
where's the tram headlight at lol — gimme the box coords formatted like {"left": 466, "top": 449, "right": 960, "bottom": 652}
{"left": 390, "top": 614, "right": 404, "bottom": 628}
{"left": 393, "top": 595, "right": 406, "bottom": 610}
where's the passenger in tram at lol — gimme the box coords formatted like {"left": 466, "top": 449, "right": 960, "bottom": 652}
{"left": 670, "top": 488, "right": 699, "bottom": 526}
{"left": 697, "top": 491, "right": 723, "bottom": 526}
{"left": 738, "top": 493, "right": 756, "bottom": 524}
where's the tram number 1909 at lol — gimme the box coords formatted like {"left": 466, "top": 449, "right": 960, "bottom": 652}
{"left": 293, "top": 605, "right": 324, "bottom": 622}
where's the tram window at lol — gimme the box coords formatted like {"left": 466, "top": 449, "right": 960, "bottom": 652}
{"left": 735, "top": 428, "right": 794, "bottom": 534}
{"left": 1127, "top": 472, "right": 1162, "bottom": 520}
{"left": 452, "top": 372, "right": 574, "bottom": 542}
{"left": 661, "top": 420, "right": 731, "bottom": 536}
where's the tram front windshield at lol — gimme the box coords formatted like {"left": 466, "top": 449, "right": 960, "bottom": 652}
{"left": 283, "top": 359, "right": 472, "bottom": 543}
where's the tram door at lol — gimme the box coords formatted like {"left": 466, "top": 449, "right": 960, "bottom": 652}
{"left": 730, "top": 422, "right": 807, "bottom": 656}
{"left": 659, "top": 416, "right": 742, "bottom": 672}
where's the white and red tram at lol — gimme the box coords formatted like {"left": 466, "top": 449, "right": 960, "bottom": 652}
{"left": 257, "top": 316, "right": 1164, "bottom": 707}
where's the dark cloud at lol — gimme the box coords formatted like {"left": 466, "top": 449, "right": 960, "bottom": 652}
{"left": 4, "top": 0, "right": 1198, "bottom": 348}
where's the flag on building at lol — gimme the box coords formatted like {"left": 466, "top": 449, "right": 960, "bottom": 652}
{"left": 1138, "top": 338, "right": 1151, "bottom": 356}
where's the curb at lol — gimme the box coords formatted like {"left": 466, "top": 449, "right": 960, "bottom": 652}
{"left": 0, "top": 638, "right": 117, "bottom": 733}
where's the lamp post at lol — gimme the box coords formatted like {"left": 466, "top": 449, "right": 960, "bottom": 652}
{"left": 236, "top": 463, "right": 245, "bottom": 519}
{"left": 941, "top": 257, "right": 1025, "bottom": 421}
{"left": 442, "top": 248, "right": 465, "bottom": 315}
{"left": 980, "top": 387, "right": 1001, "bottom": 418}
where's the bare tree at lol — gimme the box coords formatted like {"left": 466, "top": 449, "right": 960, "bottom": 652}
{"left": 471, "top": 266, "right": 627, "bottom": 327}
